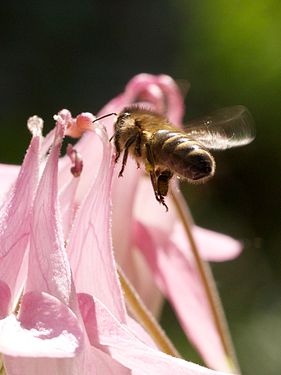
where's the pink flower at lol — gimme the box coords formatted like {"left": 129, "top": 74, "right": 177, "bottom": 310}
{"left": 0, "top": 74, "right": 242, "bottom": 374}
{"left": 98, "top": 74, "right": 241, "bottom": 371}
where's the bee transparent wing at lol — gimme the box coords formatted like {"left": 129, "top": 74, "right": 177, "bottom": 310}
{"left": 186, "top": 106, "right": 255, "bottom": 150}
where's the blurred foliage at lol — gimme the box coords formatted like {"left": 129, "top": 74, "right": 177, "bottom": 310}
{"left": 0, "top": 1, "right": 280, "bottom": 374}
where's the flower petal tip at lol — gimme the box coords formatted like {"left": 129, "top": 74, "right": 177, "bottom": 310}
{"left": 27, "top": 115, "right": 43, "bottom": 137}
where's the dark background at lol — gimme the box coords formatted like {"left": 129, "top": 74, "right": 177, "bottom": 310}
{"left": 1, "top": 1, "right": 280, "bottom": 374}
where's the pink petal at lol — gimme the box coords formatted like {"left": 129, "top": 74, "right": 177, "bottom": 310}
{"left": 0, "top": 164, "right": 19, "bottom": 203}
{"left": 76, "top": 293, "right": 99, "bottom": 347}
{"left": 131, "top": 178, "right": 241, "bottom": 319}
{"left": 4, "top": 346, "right": 128, "bottom": 375}
{"left": 134, "top": 177, "right": 241, "bottom": 262}
{"left": 156, "top": 74, "right": 185, "bottom": 124}
{"left": 59, "top": 176, "right": 80, "bottom": 239}
{"left": 3, "top": 292, "right": 128, "bottom": 375}
{"left": 78, "top": 292, "right": 158, "bottom": 351}
{"left": 0, "top": 292, "right": 83, "bottom": 357}
{"left": 112, "top": 158, "right": 141, "bottom": 267}
{"left": 92, "top": 347, "right": 130, "bottom": 375}
{"left": 124, "top": 74, "right": 184, "bottom": 124}
{"left": 0, "top": 134, "right": 40, "bottom": 304}
{"left": 26, "top": 122, "right": 73, "bottom": 306}
{"left": 114, "top": 177, "right": 170, "bottom": 314}
{"left": 57, "top": 128, "right": 104, "bottom": 208}
{"left": 124, "top": 74, "right": 166, "bottom": 113}
{"left": 67, "top": 126, "right": 126, "bottom": 322}
{"left": 56, "top": 110, "right": 112, "bottom": 210}
{"left": 88, "top": 296, "right": 232, "bottom": 375}
{"left": 126, "top": 315, "right": 159, "bottom": 349}
{"left": 76, "top": 293, "right": 131, "bottom": 374}
{"left": 0, "top": 280, "right": 11, "bottom": 319}
{"left": 190, "top": 226, "right": 242, "bottom": 261}
{"left": 3, "top": 357, "right": 76, "bottom": 375}
{"left": 133, "top": 221, "right": 232, "bottom": 372}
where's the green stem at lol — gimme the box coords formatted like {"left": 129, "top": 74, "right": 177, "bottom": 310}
{"left": 170, "top": 187, "right": 240, "bottom": 373}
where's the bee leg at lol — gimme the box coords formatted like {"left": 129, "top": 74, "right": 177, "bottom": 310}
{"left": 118, "top": 135, "right": 138, "bottom": 177}
{"left": 146, "top": 142, "right": 168, "bottom": 210}
{"left": 156, "top": 170, "right": 173, "bottom": 212}
{"left": 149, "top": 172, "right": 169, "bottom": 211}
{"left": 134, "top": 133, "right": 142, "bottom": 169}
{"left": 145, "top": 142, "right": 156, "bottom": 177}
{"left": 149, "top": 171, "right": 161, "bottom": 202}
{"left": 157, "top": 170, "right": 173, "bottom": 197}
{"left": 134, "top": 133, "right": 142, "bottom": 157}
{"left": 157, "top": 195, "right": 169, "bottom": 212}
{"left": 111, "top": 130, "right": 121, "bottom": 163}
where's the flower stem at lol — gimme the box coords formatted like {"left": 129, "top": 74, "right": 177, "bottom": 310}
{"left": 117, "top": 266, "right": 181, "bottom": 358}
{"left": 0, "top": 355, "right": 6, "bottom": 375}
{"left": 170, "top": 187, "right": 240, "bottom": 373}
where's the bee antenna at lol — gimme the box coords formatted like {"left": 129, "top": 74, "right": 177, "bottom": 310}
{"left": 93, "top": 112, "right": 117, "bottom": 123}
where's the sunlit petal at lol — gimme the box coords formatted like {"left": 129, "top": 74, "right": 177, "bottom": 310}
{"left": 88, "top": 296, "right": 232, "bottom": 375}
{"left": 0, "top": 129, "right": 40, "bottom": 305}
{"left": 67, "top": 125, "right": 126, "bottom": 322}
{"left": 0, "top": 292, "right": 83, "bottom": 358}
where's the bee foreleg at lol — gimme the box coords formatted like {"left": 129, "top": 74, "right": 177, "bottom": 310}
{"left": 111, "top": 131, "right": 121, "bottom": 163}
{"left": 118, "top": 135, "right": 138, "bottom": 177}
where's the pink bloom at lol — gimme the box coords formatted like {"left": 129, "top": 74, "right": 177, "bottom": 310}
{"left": 0, "top": 74, "right": 241, "bottom": 374}
{"left": 0, "top": 115, "right": 127, "bottom": 374}
{"left": 99, "top": 74, "right": 241, "bottom": 371}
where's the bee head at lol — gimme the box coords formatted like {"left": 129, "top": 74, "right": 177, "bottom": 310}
{"left": 114, "top": 110, "right": 136, "bottom": 131}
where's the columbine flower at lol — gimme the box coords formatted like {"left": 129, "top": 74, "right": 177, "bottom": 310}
{"left": 96, "top": 74, "right": 241, "bottom": 371}
{"left": 0, "top": 74, "right": 241, "bottom": 375}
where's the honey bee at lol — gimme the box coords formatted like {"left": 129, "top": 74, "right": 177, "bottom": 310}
{"left": 101, "top": 105, "right": 255, "bottom": 210}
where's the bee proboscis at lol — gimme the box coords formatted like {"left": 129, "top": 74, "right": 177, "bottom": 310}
{"left": 102, "top": 105, "right": 255, "bottom": 210}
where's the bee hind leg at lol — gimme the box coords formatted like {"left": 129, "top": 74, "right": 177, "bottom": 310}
{"left": 146, "top": 142, "right": 169, "bottom": 210}
{"left": 156, "top": 170, "right": 173, "bottom": 212}
{"left": 157, "top": 170, "right": 173, "bottom": 197}
{"left": 149, "top": 171, "right": 169, "bottom": 212}
{"left": 156, "top": 193, "right": 169, "bottom": 212}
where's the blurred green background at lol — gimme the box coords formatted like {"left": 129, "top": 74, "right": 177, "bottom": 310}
{"left": 0, "top": 1, "right": 280, "bottom": 374}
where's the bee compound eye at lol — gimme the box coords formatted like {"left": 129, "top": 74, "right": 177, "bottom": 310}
{"left": 117, "top": 112, "right": 130, "bottom": 125}
{"left": 120, "top": 112, "right": 130, "bottom": 120}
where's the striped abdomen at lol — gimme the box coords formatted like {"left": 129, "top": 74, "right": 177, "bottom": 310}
{"left": 151, "top": 130, "right": 215, "bottom": 182}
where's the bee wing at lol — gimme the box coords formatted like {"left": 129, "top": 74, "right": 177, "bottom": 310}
{"left": 186, "top": 106, "right": 255, "bottom": 150}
